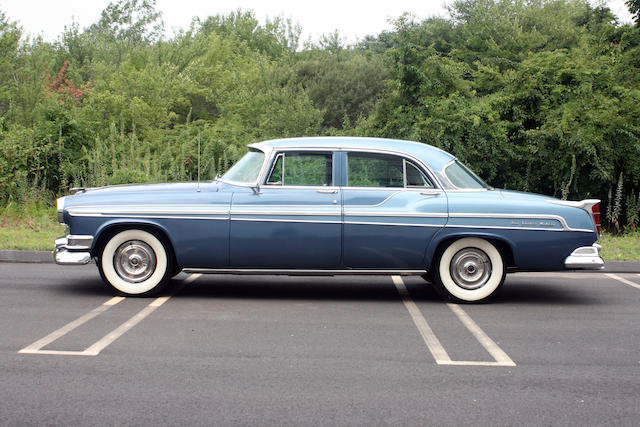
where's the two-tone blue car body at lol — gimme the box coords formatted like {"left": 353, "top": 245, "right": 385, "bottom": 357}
{"left": 54, "top": 137, "right": 603, "bottom": 302}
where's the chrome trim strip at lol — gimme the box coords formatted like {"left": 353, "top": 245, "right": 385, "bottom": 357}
{"left": 233, "top": 203, "right": 338, "bottom": 207}
{"left": 182, "top": 268, "right": 427, "bottom": 275}
{"left": 344, "top": 212, "right": 448, "bottom": 218}
{"left": 444, "top": 224, "right": 594, "bottom": 233}
{"left": 345, "top": 221, "right": 443, "bottom": 228}
{"left": 67, "top": 205, "right": 230, "bottom": 218}
{"left": 232, "top": 210, "right": 340, "bottom": 216}
{"left": 232, "top": 218, "right": 341, "bottom": 224}
{"left": 449, "top": 212, "right": 575, "bottom": 230}
{"left": 70, "top": 214, "right": 228, "bottom": 220}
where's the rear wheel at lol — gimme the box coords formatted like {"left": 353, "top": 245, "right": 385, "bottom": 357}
{"left": 433, "top": 237, "right": 505, "bottom": 303}
{"left": 98, "top": 229, "right": 172, "bottom": 296}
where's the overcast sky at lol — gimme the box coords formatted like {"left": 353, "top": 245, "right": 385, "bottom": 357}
{"left": 0, "top": 0, "right": 634, "bottom": 44}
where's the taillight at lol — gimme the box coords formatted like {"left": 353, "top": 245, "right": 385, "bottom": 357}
{"left": 591, "top": 202, "right": 601, "bottom": 237}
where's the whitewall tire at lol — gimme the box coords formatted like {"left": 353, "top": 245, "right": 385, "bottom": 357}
{"left": 99, "top": 229, "right": 171, "bottom": 296}
{"left": 435, "top": 237, "right": 505, "bottom": 303}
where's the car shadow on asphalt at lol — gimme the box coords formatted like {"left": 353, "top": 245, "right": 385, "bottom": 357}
{"left": 492, "top": 279, "right": 602, "bottom": 306}
{"left": 170, "top": 274, "right": 444, "bottom": 303}
{"left": 51, "top": 273, "right": 601, "bottom": 306}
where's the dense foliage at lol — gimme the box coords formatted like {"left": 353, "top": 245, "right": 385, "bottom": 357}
{"left": 1, "top": 0, "right": 639, "bottom": 230}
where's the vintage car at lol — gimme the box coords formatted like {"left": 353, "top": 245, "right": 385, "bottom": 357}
{"left": 54, "top": 137, "right": 603, "bottom": 302}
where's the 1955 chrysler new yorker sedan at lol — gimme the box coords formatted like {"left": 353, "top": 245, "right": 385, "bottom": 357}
{"left": 54, "top": 137, "right": 604, "bottom": 302}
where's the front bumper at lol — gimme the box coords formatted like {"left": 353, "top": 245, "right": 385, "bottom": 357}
{"left": 564, "top": 243, "right": 604, "bottom": 270}
{"left": 53, "top": 235, "right": 94, "bottom": 265}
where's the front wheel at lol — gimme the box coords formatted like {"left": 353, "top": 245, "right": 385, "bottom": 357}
{"left": 433, "top": 237, "right": 506, "bottom": 303}
{"left": 98, "top": 229, "right": 172, "bottom": 296}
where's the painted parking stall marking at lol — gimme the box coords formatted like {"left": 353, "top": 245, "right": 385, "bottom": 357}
{"left": 18, "top": 296, "right": 125, "bottom": 356}
{"left": 392, "top": 275, "right": 516, "bottom": 367}
{"left": 605, "top": 273, "right": 640, "bottom": 290}
{"left": 18, "top": 274, "right": 201, "bottom": 356}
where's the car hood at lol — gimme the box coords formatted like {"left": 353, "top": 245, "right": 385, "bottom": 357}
{"left": 60, "top": 181, "right": 223, "bottom": 209}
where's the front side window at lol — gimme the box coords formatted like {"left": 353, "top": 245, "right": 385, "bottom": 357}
{"left": 221, "top": 149, "right": 265, "bottom": 184}
{"left": 347, "top": 152, "right": 433, "bottom": 188}
{"left": 266, "top": 152, "right": 332, "bottom": 186}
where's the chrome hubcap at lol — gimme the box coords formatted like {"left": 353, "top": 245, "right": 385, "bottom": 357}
{"left": 450, "top": 248, "right": 492, "bottom": 290}
{"left": 114, "top": 240, "right": 156, "bottom": 283}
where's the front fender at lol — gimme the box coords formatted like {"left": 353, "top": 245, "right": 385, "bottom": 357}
{"left": 92, "top": 218, "right": 176, "bottom": 257}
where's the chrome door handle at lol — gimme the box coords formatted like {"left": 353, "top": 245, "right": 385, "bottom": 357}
{"left": 420, "top": 190, "right": 441, "bottom": 196}
{"left": 317, "top": 189, "right": 338, "bottom": 194}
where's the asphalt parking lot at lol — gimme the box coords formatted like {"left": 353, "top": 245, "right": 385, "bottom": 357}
{"left": 1, "top": 263, "right": 639, "bottom": 425}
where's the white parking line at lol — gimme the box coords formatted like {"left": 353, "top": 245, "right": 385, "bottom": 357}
{"left": 605, "top": 273, "right": 640, "bottom": 290}
{"left": 19, "top": 297, "right": 125, "bottom": 355}
{"left": 19, "top": 274, "right": 201, "bottom": 356}
{"left": 392, "top": 276, "right": 516, "bottom": 367}
{"left": 81, "top": 296, "right": 171, "bottom": 356}
{"left": 392, "top": 276, "right": 451, "bottom": 364}
{"left": 446, "top": 303, "right": 515, "bottom": 366}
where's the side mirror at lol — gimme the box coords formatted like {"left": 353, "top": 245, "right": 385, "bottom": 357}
{"left": 251, "top": 184, "right": 261, "bottom": 195}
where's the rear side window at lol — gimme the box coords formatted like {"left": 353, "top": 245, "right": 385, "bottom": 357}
{"left": 348, "top": 153, "right": 403, "bottom": 187}
{"left": 347, "top": 152, "right": 433, "bottom": 188}
{"left": 444, "top": 160, "right": 489, "bottom": 189}
{"left": 266, "top": 152, "right": 333, "bottom": 186}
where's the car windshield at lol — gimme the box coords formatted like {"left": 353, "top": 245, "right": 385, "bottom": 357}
{"left": 220, "top": 149, "right": 265, "bottom": 184}
{"left": 444, "top": 160, "right": 490, "bottom": 189}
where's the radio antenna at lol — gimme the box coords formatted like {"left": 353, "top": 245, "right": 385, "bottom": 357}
{"left": 196, "top": 134, "right": 201, "bottom": 192}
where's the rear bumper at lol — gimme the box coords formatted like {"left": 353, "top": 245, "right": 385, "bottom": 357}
{"left": 564, "top": 244, "right": 604, "bottom": 270}
{"left": 53, "top": 235, "right": 93, "bottom": 265}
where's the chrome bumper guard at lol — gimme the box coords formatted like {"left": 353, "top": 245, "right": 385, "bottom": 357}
{"left": 564, "top": 244, "right": 604, "bottom": 270}
{"left": 53, "top": 235, "right": 94, "bottom": 265}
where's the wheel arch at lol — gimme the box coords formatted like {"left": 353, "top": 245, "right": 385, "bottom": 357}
{"left": 91, "top": 219, "right": 179, "bottom": 270}
{"left": 426, "top": 230, "right": 516, "bottom": 270}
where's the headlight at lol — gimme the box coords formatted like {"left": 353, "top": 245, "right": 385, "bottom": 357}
{"left": 57, "top": 196, "right": 67, "bottom": 225}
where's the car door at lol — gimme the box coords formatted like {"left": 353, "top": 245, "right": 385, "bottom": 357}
{"left": 342, "top": 151, "right": 448, "bottom": 269}
{"left": 229, "top": 150, "right": 342, "bottom": 269}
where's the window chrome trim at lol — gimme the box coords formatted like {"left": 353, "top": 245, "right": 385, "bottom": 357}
{"left": 265, "top": 153, "right": 284, "bottom": 185}
{"left": 255, "top": 185, "right": 341, "bottom": 191}
{"left": 268, "top": 146, "right": 445, "bottom": 189}
{"left": 344, "top": 149, "right": 437, "bottom": 189}
{"left": 260, "top": 148, "right": 336, "bottom": 188}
